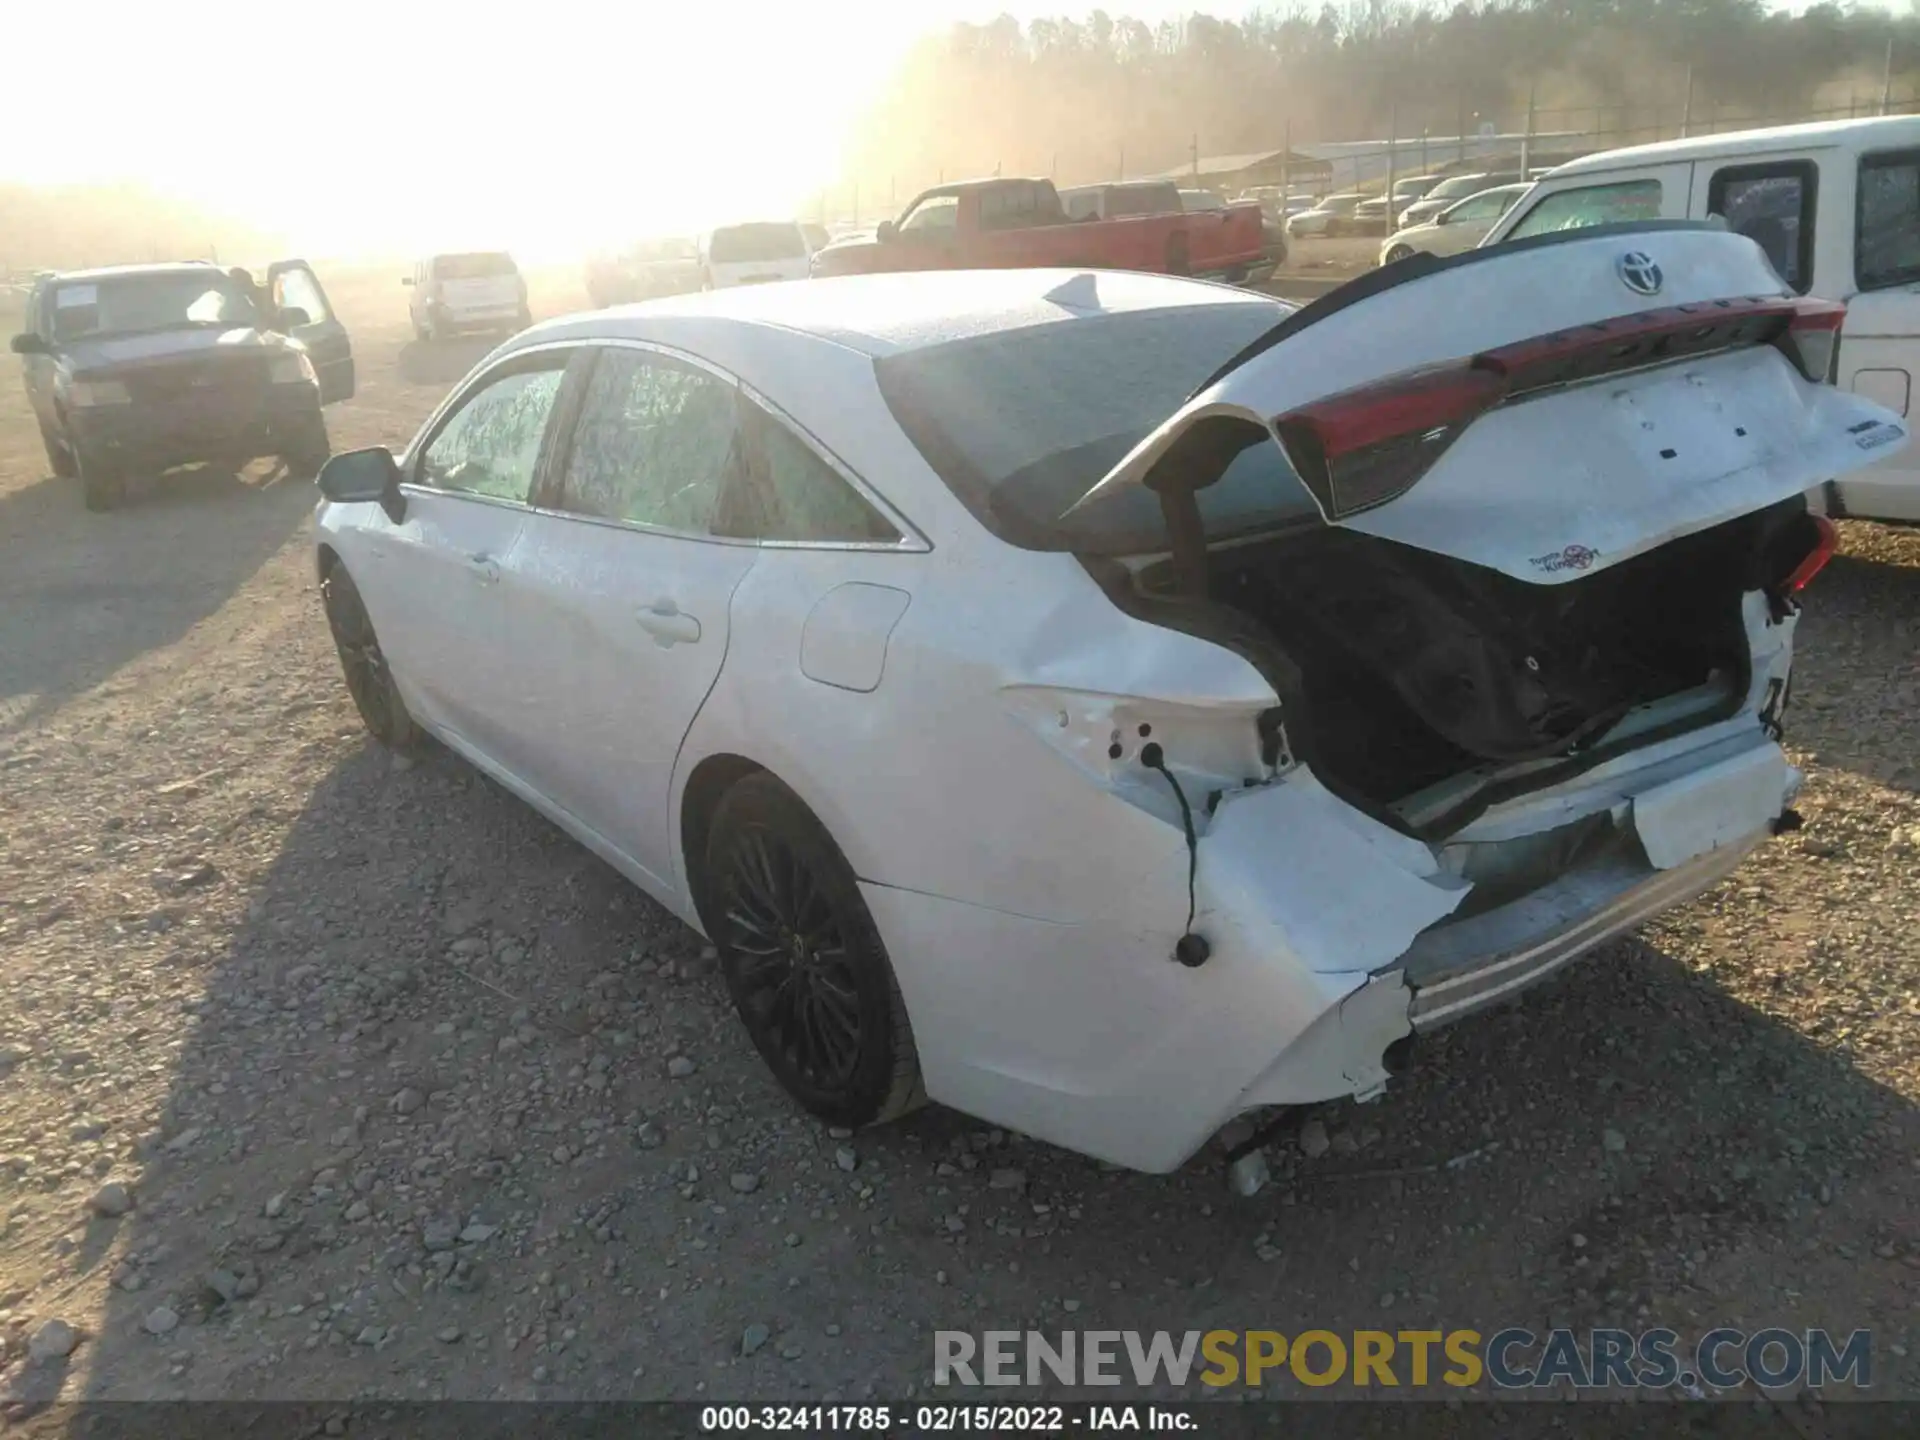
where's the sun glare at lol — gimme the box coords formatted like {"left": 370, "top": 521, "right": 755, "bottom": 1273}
{"left": 7, "top": 0, "right": 930, "bottom": 262}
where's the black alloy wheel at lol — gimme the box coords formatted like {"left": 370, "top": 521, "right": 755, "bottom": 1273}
{"left": 706, "top": 774, "right": 922, "bottom": 1129}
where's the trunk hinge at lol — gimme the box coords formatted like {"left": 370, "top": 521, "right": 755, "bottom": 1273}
{"left": 1149, "top": 481, "right": 1210, "bottom": 598}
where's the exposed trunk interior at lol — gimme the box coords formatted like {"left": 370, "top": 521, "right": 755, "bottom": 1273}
{"left": 1160, "top": 498, "right": 1818, "bottom": 823}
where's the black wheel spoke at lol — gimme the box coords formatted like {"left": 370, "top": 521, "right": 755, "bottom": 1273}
{"left": 717, "top": 826, "right": 871, "bottom": 1089}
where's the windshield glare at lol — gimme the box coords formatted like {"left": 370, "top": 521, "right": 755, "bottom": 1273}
{"left": 50, "top": 273, "right": 258, "bottom": 341}
{"left": 710, "top": 224, "right": 807, "bottom": 264}
{"left": 876, "top": 302, "right": 1319, "bottom": 554}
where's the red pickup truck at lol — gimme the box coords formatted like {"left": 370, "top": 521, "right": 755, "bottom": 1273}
{"left": 808, "top": 177, "right": 1268, "bottom": 284}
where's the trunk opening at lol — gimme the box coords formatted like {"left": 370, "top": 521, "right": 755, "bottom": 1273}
{"left": 1116, "top": 497, "right": 1818, "bottom": 836}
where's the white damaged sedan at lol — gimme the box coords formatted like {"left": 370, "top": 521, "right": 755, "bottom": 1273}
{"left": 313, "top": 225, "right": 1905, "bottom": 1174}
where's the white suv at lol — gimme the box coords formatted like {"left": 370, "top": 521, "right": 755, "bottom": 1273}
{"left": 405, "top": 252, "right": 531, "bottom": 341}
{"left": 697, "top": 223, "right": 813, "bottom": 290}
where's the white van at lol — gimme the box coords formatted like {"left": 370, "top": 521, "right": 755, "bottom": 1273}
{"left": 405, "top": 252, "right": 530, "bottom": 341}
{"left": 697, "top": 223, "right": 813, "bottom": 290}
{"left": 1480, "top": 115, "right": 1920, "bottom": 523}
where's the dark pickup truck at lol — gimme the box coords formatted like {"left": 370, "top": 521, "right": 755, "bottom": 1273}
{"left": 808, "top": 177, "right": 1267, "bottom": 283}
{"left": 11, "top": 260, "right": 354, "bottom": 511}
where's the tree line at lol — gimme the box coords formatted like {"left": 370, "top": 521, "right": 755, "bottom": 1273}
{"left": 838, "top": 1, "right": 1920, "bottom": 199}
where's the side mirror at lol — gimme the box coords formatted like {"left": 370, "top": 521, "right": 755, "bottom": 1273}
{"left": 401, "top": 276, "right": 414, "bottom": 286}
{"left": 317, "top": 447, "right": 406, "bottom": 524}
{"left": 875, "top": 220, "right": 897, "bottom": 243}
{"left": 275, "top": 306, "right": 311, "bottom": 330}
{"left": 10, "top": 333, "right": 49, "bottom": 356}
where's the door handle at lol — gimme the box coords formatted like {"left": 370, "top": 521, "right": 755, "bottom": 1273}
{"left": 466, "top": 552, "right": 500, "bottom": 584}
{"left": 637, "top": 599, "right": 701, "bottom": 648}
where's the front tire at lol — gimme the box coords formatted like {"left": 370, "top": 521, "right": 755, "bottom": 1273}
{"left": 1384, "top": 244, "right": 1415, "bottom": 264}
{"left": 322, "top": 564, "right": 423, "bottom": 754}
{"left": 282, "top": 412, "right": 332, "bottom": 479}
{"left": 705, "top": 774, "right": 923, "bottom": 1130}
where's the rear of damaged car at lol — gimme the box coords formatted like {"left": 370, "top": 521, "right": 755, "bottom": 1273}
{"left": 867, "top": 225, "right": 1904, "bottom": 1174}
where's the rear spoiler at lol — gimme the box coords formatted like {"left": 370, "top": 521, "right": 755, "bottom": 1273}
{"left": 1191, "top": 220, "right": 1732, "bottom": 399}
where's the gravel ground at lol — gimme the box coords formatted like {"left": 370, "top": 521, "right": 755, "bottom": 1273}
{"left": 0, "top": 268, "right": 1916, "bottom": 1420}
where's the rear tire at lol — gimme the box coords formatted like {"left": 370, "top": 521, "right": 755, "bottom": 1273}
{"left": 704, "top": 773, "right": 924, "bottom": 1130}
{"left": 78, "top": 450, "right": 124, "bottom": 512}
{"left": 322, "top": 563, "right": 424, "bottom": 754}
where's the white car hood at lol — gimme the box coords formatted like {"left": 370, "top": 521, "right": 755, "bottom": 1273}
{"left": 1072, "top": 225, "right": 1909, "bottom": 583}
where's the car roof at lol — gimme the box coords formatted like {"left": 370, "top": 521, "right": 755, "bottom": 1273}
{"left": 1546, "top": 113, "right": 1920, "bottom": 178}
{"left": 45, "top": 262, "right": 224, "bottom": 284}
{"left": 529, "top": 267, "right": 1279, "bottom": 360}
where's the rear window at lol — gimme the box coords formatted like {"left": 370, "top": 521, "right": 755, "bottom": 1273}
{"left": 434, "top": 253, "right": 518, "bottom": 279}
{"left": 710, "top": 224, "right": 807, "bottom": 264}
{"left": 1506, "top": 179, "right": 1662, "bottom": 240}
{"left": 875, "top": 303, "right": 1319, "bottom": 554}
{"left": 1857, "top": 150, "right": 1920, "bottom": 291}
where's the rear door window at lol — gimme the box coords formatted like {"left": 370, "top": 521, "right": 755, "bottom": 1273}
{"left": 1506, "top": 178, "right": 1664, "bottom": 240}
{"left": 1857, "top": 149, "right": 1920, "bottom": 292}
{"left": 979, "top": 183, "right": 1053, "bottom": 231}
{"left": 1706, "top": 161, "right": 1816, "bottom": 292}
{"left": 555, "top": 348, "right": 741, "bottom": 534}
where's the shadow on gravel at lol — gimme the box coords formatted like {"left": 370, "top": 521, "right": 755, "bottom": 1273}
{"left": 398, "top": 338, "right": 499, "bottom": 387}
{"left": 0, "top": 465, "right": 310, "bottom": 731}
{"left": 60, "top": 728, "right": 1919, "bottom": 1406}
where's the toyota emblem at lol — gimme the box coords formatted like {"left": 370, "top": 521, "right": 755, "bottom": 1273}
{"left": 1616, "top": 251, "right": 1664, "bottom": 297}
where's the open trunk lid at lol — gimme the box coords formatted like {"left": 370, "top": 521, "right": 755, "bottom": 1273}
{"left": 1069, "top": 223, "right": 1909, "bottom": 581}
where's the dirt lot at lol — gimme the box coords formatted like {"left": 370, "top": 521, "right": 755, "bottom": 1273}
{"left": 0, "top": 265, "right": 1917, "bottom": 1419}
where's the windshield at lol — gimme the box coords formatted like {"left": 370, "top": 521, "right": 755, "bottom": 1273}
{"left": 434, "top": 252, "right": 518, "bottom": 279}
{"left": 876, "top": 301, "right": 1321, "bottom": 554}
{"left": 49, "top": 272, "right": 259, "bottom": 342}
{"left": 710, "top": 224, "right": 807, "bottom": 264}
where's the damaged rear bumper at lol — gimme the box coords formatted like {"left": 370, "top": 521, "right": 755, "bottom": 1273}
{"left": 1395, "top": 831, "right": 1755, "bottom": 1031}
{"left": 863, "top": 728, "right": 1796, "bottom": 1176}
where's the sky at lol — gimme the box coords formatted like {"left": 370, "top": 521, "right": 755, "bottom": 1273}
{"left": 3, "top": 1, "right": 1898, "bottom": 261}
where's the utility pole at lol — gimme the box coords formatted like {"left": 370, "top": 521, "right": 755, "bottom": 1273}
{"left": 1191, "top": 132, "right": 1199, "bottom": 181}
{"left": 1521, "top": 83, "right": 1535, "bottom": 179}
{"left": 1385, "top": 105, "right": 1398, "bottom": 231}
{"left": 1118, "top": 141, "right": 1125, "bottom": 180}
{"left": 1883, "top": 37, "right": 1895, "bottom": 117}
{"left": 1681, "top": 66, "right": 1694, "bottom": 138}
{"left": 1457, "top": 95, "right": 1467, "bottom": 163}
{"left": 1281, "top": 118, "right": 1291, "bottom": 207}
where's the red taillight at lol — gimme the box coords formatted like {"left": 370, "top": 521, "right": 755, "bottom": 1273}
{"left": 1785, "top": 513, "right": 1839, "bottom": 593}
{"left": 1274, "top": 364, "right": 1503, "bottom": 518}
